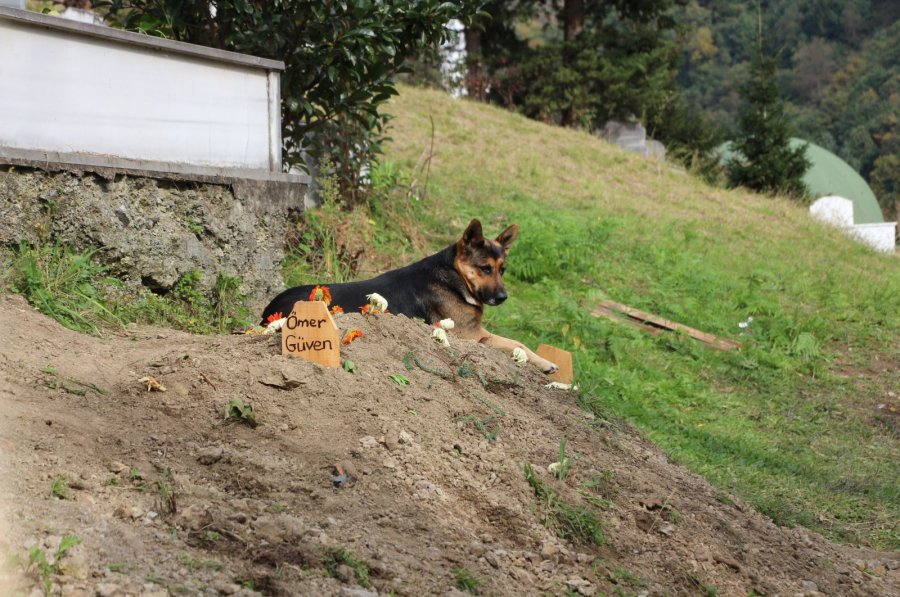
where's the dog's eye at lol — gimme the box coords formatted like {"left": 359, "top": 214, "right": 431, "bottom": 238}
{"left": 480, "top": 265, "right": 492, "bottom": 275}
{"left": 500, "top": 265, "right": 506, "bottom": 275}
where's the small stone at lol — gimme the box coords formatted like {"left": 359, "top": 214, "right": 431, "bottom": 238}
{"left": 211, "top": 581, "right": 240, "bottom": 595}
{"left": 540, "top": 542, "right": 558, "bottom": 559}
{"left": 383, "top": 431, "right": 400, "bottom": 451}
{"left": 360, "top": 436, "right": 379, "bottom": 449}
{"left": 801, "top": 580, "right": 818, "bottom": 592}
{"left": 107, "top": 461, "right": 127, "bottom": 474}
{"left": 853, "top": 559, "right": 867, "bottom": 571}
{"left": 484, "top": 552, "right": 500, "bottom": 568}
{"left": 197, "top": 446, "right": 224, "bottom": 465}
{"left": 336, "top": 564, "right": 356, "bottom": 582}
{"left": 885, "top": 560, "right": 899, "bottom": 571}
{"left": 382, "top": 457, "right": 398, "bottom": 469}
{"left": 398, "top": 430, "right": 413, "bottom": 444}
{"left": 95, "top": 583, "right": 121, "bottom": 597}
{"left": 338, "top": 588, "right": 378, "bottom": 597}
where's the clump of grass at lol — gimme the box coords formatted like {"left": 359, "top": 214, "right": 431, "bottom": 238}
{"left": 5, "top": 243, "right": 121, "bottom": 335}
{"left": 323, "top": 548, "right": 369, "bottom": 587}
{"left": 454, "top": 567, "right": 482, "bottom": 594}
{"left": 26, "top": 534, "right": 81, "bottom": 595}
{"left": 49, "top": 476, "right": 69, "bottom": 500}
{"left": 523, "top": 464, "right": 604, "bottom": 546}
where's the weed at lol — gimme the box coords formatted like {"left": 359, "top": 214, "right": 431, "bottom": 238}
{"left": 457, "top": 414, "right": 501, "bottom": 441}
{"left": 107, "top": 562, "right": 130, "bottom": 574}
{"left": 154, "top": 467, "right": 177, "bottom": 515}
{"left": 523, "top": 464, "right": 604, "bottom": 546}
{"left": 555, "top": 438, "right": 573, "bottom": 481}
{"left": 26, "top": 534, "right": 81, "bottom": 595}
{"left": 685, "top": 570, "right": 717, "bottom": 596}
{"left": 343, "top": 359, "right": 357, "bottom": 373}
{"left": 50, "top": 476, "right": 69, "bottom": 500}
{"left": 202, "top": 530, "right": 222, "bottom": 543}
{"left": 5, "top": 243, "right": 121, "bottom": 335}
{"left": 323, "top": 548, "right": 369, "bottom": 587}
{"left": 224, "top": 399, "right": 258, "bottom": 428}
{"left": 403, "top": 351, "right": 452, "bottom": 380}
{"left": 454, "top": 567, "right": 482, "bottom": 594}
{"left": 389, "top": 373, "right": 410, "bottom": 386}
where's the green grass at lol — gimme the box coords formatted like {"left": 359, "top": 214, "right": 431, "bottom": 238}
{"left": 3, "top": 243, "right": 251, "bottom": 335}
{"left": 368, "top": 86, "right": 899, "bottom": 549}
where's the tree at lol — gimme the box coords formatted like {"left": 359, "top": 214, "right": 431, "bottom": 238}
{"left": 94, "top": 0, "right": 483, "bottom": 207}
{"left": 727, "top": 49, "right": 810, "bottom": 197}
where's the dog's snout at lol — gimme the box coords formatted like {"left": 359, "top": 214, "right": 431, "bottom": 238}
{"left": 494, "top": 291, "right": 508, "bottom": 304}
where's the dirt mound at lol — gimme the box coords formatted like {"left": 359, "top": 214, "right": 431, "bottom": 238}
{"left": 0, "top": 293, "right": 897, "bottom": 596}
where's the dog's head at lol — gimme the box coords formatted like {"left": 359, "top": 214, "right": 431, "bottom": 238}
{"left": 454, "top": 218, "right": 518, "bottom": 306}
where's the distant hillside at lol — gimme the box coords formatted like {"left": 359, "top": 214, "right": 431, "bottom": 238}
{"left": 676, "top": 1, "right": 899, "bottom": 215}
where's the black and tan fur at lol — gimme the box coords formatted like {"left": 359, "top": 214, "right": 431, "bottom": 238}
{"left": 261, "top": 219, "right": 558, "bottom": 373}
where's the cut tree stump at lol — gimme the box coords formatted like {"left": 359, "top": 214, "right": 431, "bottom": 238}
{"left": 591, "top": 300, "right": 742, "bottom": 351}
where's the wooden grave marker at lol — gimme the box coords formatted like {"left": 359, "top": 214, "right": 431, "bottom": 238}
{"left": 281, "top": 301, "right": 340, "bottom": 368}
{"left": 536, "top": 344, "right": 574, "bottom": 385}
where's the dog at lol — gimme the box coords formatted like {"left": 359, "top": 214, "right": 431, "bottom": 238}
{"left": 261, "top": 218, "right": 559, "bottom": 374}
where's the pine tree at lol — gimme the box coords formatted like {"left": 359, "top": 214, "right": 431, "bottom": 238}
{"left": 727, "top": 49, "right": 810, "bottom": 197}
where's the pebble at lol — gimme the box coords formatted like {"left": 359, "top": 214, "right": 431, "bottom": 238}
{"left": 484, "top": 552, "right": 500, "bottom": 568}
{"left": 106, "top": 461, "right": 127, "bottom": 474}
{"left": 398, "top": 430, "right": 413, "bottom": 444}
{"left": 338, "top": 588, "right": 378, "bottom": 597}
{"left": 360, "top": 436, "right": 379, "bottom": 449}
{"left": 95, "top": 583, "right": 121, "bottom": 597}
{"left": 211, "top": 581, "right": 240, "bottom": 595}
{"left": 197, "top": 446, "right": 224, "bottom": 465}
{"left": 540, "top": 542, "right": 558, "bottom": 559}
{"left": 801, "top": 580, "right": 818, "bottom": 592}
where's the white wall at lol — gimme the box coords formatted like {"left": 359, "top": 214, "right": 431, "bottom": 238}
{"left": 0, "top": 9, "right": 282, "bottom": 174}
{"left": 810, "top": 196, "right": 896, "bottom": 253}
{"left": 852, "top": 223, "right": 897, "bottom": 254}
{"left": 809, "top": 196, "right": 854, "bottom": 228}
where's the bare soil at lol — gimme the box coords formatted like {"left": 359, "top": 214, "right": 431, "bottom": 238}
{"left": 0, "top": 293, "right": 897, "bottom": 596}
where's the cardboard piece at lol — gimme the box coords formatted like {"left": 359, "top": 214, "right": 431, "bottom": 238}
{"left": 281, "top": 301, "right": 340, "bottom": 368}
{"left": 536, "top": 344, "right": 574, "bottom": 385}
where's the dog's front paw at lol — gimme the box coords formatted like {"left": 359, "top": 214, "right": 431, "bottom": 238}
{"left": 542, "top": 362, "right": 559, "bottom": 375}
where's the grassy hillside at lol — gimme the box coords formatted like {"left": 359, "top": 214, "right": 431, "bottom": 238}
{"left": 376, "top": 85, "right": 899, "bottom": 548}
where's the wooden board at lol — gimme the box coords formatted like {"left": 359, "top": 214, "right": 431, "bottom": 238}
{"left": 592, "top": 300, "right": 742, "bottom": 351}
{"left": 536, "top": 344, "right": 574, "bottom": 385}
{"left": 281, "top": 301, "right": 340, "bottom": 368}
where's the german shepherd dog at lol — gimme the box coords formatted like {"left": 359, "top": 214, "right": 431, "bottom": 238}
{"left": 261, "top": 219, "right": 559, "bottom": 374}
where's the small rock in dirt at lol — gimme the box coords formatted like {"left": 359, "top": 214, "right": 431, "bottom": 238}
{"left": 398, "top": 430, "right": 413, "bottom": 444}
{"left": 484, "top": 551, "right": 500, "bottom": 568}
{"left": 885, "top": 560, "right": 899, "bottom": 571}
{"left": 540, "top": 542, "right": 558, "bottom": 559}
{"left": 382, "top": 431, "right": 400, "bottom": 451}
{"left": 211, "top": 580, "right": 241, "bottom": 595}
{"left": 338, "top": 588, "right": 378, "bottom": 597}
{"left": 360, "top": 436, "right": 379, "bottom": 449}
{"left": 197, "top": 446, "right": 224, "bottom": 465}
{"left": 382, "top": 457, "right": 398, "bottom": 469}
{"left": 801, "top": 580, "right": 819, "bottom": 592}
{"left": 95, "top": 583, "right": 121, "bottom": 597}
{"left": 107, "top": 461, "right": 127, "bottom": 474}
{"left": 177, "top": 504, "right": 212, "bottom": 531}
{"left": 658, "top": 522, "right": 676, "bottom": 536}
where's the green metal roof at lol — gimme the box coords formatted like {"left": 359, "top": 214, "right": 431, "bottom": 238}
{"left": 717, "top": 138, "right": 884, "bottom": 223}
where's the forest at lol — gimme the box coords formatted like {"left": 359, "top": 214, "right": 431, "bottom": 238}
{"left": 456, "top": 0, "right": 898, "bottom": 216}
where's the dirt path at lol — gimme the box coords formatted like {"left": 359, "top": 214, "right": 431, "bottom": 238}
{"left": 0, "top": 294, "right": 896, "bottom": 596}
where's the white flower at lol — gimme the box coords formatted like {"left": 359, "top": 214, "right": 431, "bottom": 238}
{"left": 738, "top": 321, "right": 749, "bottom": 329}
{"left": 547, "top": 462, "right": 560, "bottom": 474}
{"left": 431, "top": 327, "right": 450, "bottom": 347}
{"left": 545, "top": 382, "right": 578, "bottom": 391}
{"left": 512, "top": 347, "right": 527, "bottom": 364}
{"left": 438, "top": 318, "right": 455, "bottom": 331}
{"left": 263, "top": 317, "right": 286, "bottom": 334}
{"left": 366, "top": 292, "right": 388, "bottom": 312}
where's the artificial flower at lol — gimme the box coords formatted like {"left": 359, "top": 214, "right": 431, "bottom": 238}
{"left": 342, "top": 328, "right": 364, "bottom": 345}
{"left": 266, "top": 311, "right": 284, "bottom": 324}
{"left": 437, "top": 318, "right": 455, "bottom": 331}
{"left": 512, "top": 347, "right": 527, "bottom": 364}
{"left": 431, "top": 327, "right": 450, "bottom": 347}
{"left": 308, "top": 285, "right": 332, "bottom": 306}
{"left": 263, "top": 317, "right": 286, "bottom": 334}
{"left": 330, "top": 305, "right": 344, "bottom": 315}
{"left": 366, "top": 292, "right": 388, "bottom": 313}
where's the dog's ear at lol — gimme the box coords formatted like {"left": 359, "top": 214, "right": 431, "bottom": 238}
{"left": 462, "top": 219, "right": 484, "bottom": 246}
{"left": 496, "top": 224, "right": 518, "bottom": 251}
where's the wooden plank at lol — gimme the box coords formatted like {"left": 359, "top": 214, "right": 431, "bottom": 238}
{"left": 592, "top": 300, "right": 742, "bottom": 351}
{"left": 281, "top": 301, "right": 340, "bottom": 367}
{"left": 535, "top": 344, "right": 574, "bottom": 385}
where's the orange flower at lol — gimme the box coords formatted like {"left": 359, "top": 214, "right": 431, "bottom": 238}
{"left": 330, "top": 305, "right": 344, "bottom": 315}
{"left": 266, "top": 311, "right": 283, "bottom": 324}
{"left": 308, "top": 285, "right": 332, "bottom": 306}
{"left": 342, "top": 328, "right": 363, "bottom": 345}
{"left": 359, "top": 304, "right": 372, "bottom": 315}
